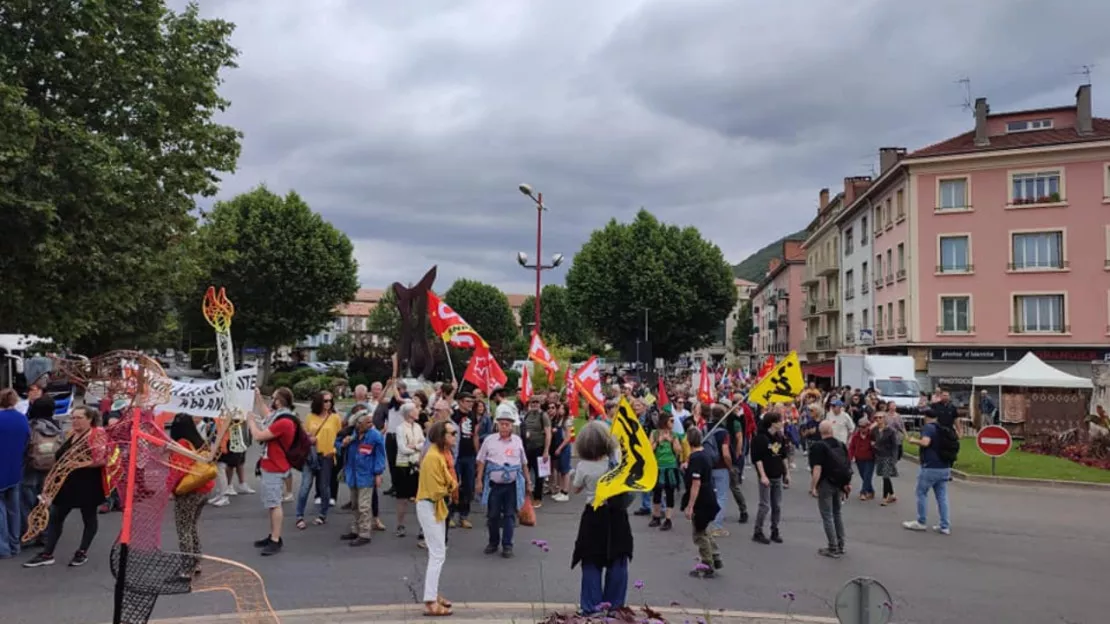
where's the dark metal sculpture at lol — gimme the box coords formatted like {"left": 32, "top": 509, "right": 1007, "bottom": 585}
{"left": 391, "top": 266, "right": 437, "bottom": 379}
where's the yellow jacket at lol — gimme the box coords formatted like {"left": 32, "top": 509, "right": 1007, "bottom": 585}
{"left": 305, "top": 412, "right": 342, "bottom": 457}
{"left": 417, "top": 445, "right": 458, "bottom": 522}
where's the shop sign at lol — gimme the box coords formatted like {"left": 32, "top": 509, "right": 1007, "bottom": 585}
{"left": 932, "top": 376, "right": 973, "bottom": 387}
{"left": 1006, "top": 347, "right": 1110, "bottom": 363}
{"left": 930, "top": 348, "right": 1004, "bottom": 361}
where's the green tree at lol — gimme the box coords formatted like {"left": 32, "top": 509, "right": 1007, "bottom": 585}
{"left": 565, "top": 209, "right": 737, "bottom": 361}
{"left": 365, "top": 287, "right": 401, "bottom": 345}
{"left": 317, "top": 333, "right": 353, "bottom": 362}
{"left": 191, "top": 186, "right": 358, "bottom": 378}
{"left": 443, "top": 279, "right": 519, "bottom": 361}
{"left": 0, "top": 2, "right": 242, "bottom": 350}
{"left": 518, "top": 284, "right": 587, "bottom": 345}
{"left": 731, "top": 301, "right": 753, "bottom": 354}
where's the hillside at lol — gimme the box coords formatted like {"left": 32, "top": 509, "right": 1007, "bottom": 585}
{"left": 732, "top": 229, "right": 807, "bottom": 283}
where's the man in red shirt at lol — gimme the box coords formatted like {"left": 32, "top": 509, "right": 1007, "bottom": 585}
{"left": 247, "top": 387, "right": 298, "bottom": 556}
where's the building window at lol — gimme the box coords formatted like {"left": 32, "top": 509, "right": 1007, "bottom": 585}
{"left": 895, "top": 189, "right": 905, "bottom": 221}
{"left": 874, "top": 255, "right": 883, "bottom": 288}
{"left": 845, "top": 229, "right": 854, "bottom": 255}
{"left": 884, "top": 198, "right": 892, "bottom": 227}
{"left": 1011, "top": 170, "right": 1061, "bottom": 204}
{"left": 938, "top": 235, "right": 970, "bottom": 273}
{"left": 874, "top": 207, "right": 882, "bottom": 235}
{"left": 885, "top": 249, "right": 893, "bottom": 282}
{"left": 938, "top": 178, "right": 969, "bottom": 211}
{"left": 876, "top": 307, "right": 884, "bottom": 334}
{"left": 1011, "top": 231, "right": 1064, "bottom": 270}
{"left": 862, "top": 308, "right": 869, "bottom": 333}
{"left": 1013, "top": 294, "right": 1066, "bottom": 333}
{"left": 1006, "top": 119, "right": 1053, "bottom": 133}
{"left": 940, "top": 296, "right": 971, "bottom": 333}
{"left": 896, "top": 243, "right": 905, "bottom": 279}
{"left": 845, "top": 269, "right": 855, "bottom": 300}
{"left": 861, "top": 216, "right": 868, "bottom": 244}
{"left": 886, "top": 303, "right": 893, "bottom": 336}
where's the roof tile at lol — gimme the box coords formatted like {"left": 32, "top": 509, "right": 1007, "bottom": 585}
{"left": 908, "top": 118, "right": 1110, "bottom": 158}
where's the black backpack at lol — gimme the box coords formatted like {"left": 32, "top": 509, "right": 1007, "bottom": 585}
{"left": 823, "top": 439, "right": 854, "bottom": 488}
{"left": 933, "top": 424, "right": 960, "bottom": 466}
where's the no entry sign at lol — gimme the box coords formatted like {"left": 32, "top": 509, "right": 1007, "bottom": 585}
{"left": 976, "top": 425, "right": 1013, "bottom": 457}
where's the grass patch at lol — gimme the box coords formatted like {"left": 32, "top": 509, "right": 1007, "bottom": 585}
{"left": 902, "top": 439, "right": 1110, "bottom": 483}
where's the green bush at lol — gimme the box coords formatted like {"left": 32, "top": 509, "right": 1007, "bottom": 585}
{"left": 292, "top": 376, "right": 325, "bottom": 400}
{"left": 267, "top": 371, "right": 294, "bottom": 390}
{"left": 289, "top": 367, "right": 318, "bottom": 385}
{"left": 328, "top": 376, "right": 348, "bottom": 394}
{"left": 326, "top": 365, "right": 348, "bottom": 379}
{"left": 504, "top": 369, "right": 520, "bottom": 393}
{"left": 348, "top": 373, "right": 371, "bottom": 391}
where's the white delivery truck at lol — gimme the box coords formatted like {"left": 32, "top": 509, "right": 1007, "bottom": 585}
{"left": 835, "top": 354, "right": 921, "bottom": 409}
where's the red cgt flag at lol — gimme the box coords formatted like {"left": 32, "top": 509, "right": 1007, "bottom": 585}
{"left": 697, "top": 360, "right": 714, "bottom": 404}
{"left": 757, "top": 355, "right": 775, "bottom": 381}
{"left": 565, "top": 365, "right": 579, "bottom": 417}
{"left": 427, "top": 290, "right": 486, "bottom": 349}
{"left": 572, "top": 355, "right": 606, "bottom": 416}
{"left": 463, "top": 344, "right": 507, "bottom": 394}
{"left": 519, "top": 365, "right": 533, "bottom": 404}
{"left": 528, "top": 332, "right": 558, "bottom": 384}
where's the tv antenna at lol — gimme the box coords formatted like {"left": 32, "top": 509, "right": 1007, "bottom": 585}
{"left": 955, "top": 77, "right": 972, "bottom": 112}
{"left": 1070, "top": 64, "right": 1094, "bottom": 85}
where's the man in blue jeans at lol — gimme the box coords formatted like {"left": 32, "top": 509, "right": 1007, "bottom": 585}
{"left": 0, "top": 389, "right": 32, "bottom": 558}
{"left": 902, "top": 411, "right": 952, "bottom": 535}
{"left": 475, "top": 412, "right": 532, "bottom": 558}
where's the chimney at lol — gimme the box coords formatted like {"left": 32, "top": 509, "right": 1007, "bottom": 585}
{"left": 843, "top": 176, "right": 872, "bottom": 206}
{"left": 1076, "top": 84, "right": 1093, "bottom": 136}
{"left": 767, "top": 258, "right": 781, "bottom": 275}
{"left": 879, "top": 147, "right": 907, "bottom": 174}
{"left": 818, "top": 188, "right": 829, "bottom": 212}
{"left": 973, "top": 97, "right": 990, "bottom": 147}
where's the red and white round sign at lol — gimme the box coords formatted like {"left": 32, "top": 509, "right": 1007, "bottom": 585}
{"left": 976, "top": 425, "right": 1012, "bottom": 457}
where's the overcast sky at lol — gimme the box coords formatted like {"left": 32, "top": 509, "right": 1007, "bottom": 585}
{"left": 184, "top": 0, "right": 1110, "bottom": 295}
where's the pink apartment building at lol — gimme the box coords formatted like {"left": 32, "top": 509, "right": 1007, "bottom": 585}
{"left": 855, "top": 84, "right": 1110, "bottom": 390}
{"left": 750, "top": 240, "right": 807, "bottom": 360}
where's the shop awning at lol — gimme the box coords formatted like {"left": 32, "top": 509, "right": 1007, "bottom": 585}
{"left": 803, "top": 361, "right": 835, "bottom": 378}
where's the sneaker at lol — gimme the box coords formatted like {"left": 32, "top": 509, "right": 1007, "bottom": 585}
{"left": 225, "top": 488, "right": 238, "bottom": 496}
{"left": 98, "top": 502, "right": 112, "bottom": 514}
{"left": 738, "top": 512, "right": 749, "bottom": 524}
{"left": 339, "top": 532, "right": 358, "bottom": 540}
{"left": 648, "top": 517, "right": 661, "bottom": 528}
{"left": 281, "top": 493, "right": 293, "bottom": 503}
{"left": 23, "top": 552, "right": 55, "bottom": 568}
{"left": 260, "top": 539, "right": 283, "bottom": 556}
{"left": 752, "top": 531, "right": 771, "bottom": 545}
{"left": 448, "top": 518, "right": 458, "bottom": 528}
{"left": 933, "top": 525, "right": 951, "bottom": 535}
{"left": 689, "top": 568, "right": 715, "bottom": 578}
{"left": 501, "top": 546, "right": 514, "bottom": 558}
{"left": 210, "top": 496, "right": 230, "bottom": 507}
{"left": 660, "top": 518, "right": 673, "bottom": 531}
{"left": 532, "top": 500, "right": 542, "bottom": 509}
{"left": 902, "top": 520, "right": 928, "bottom": 532}
{"left": 417, "top": 539, "right": 427, "bottom": 549}
{"left": 552, "top": 492, "right": 570, "bottom": 502}
{"left": 709, "top": 528, "right": 730, "bottom": 538}
{"left": 372, "top": 518, "right": 387, "bottom": 532}
{"left": 460, "top": 519, "right": 473, "bottom": 529}
{"left": 712, "top": 556, "right": 723, "bottom": 570}
{"left": 818, "top": 547, "right": 841, "bottom": 559}
{"left": 236, "top": 484, "right": 256, "bottom": 495}
{"left": 770, "top": 530, "right": 783, "bottom": 544}
{"left": 68, "top": 550, "right": 88, "bottom": 567}
{"left": 253, "top": 535, "right": 274, "bottom": 548}
{"left": 836, "top": 544, "right": 846, "bottom": 555}
{"left": 633, "top": 508, "right": 651, "bottom": 516}
{"left": 349, "top": 537, "right": 371, "bottom": 547}
{"left": 314, "top": 497, "right": 322, "bottom": 505}
{"left": 395, "top": 525, "right": 406, "bottom": 538}
{"left": 329, "top": 498, "right": 336, "bottom": 506}
{"left": 484, "top": 544, "right": 499, "bottom": 555}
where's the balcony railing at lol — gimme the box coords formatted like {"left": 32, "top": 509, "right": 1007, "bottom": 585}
{"left": 886, "top": 327, "right": 895, "bottom": 338}
{"left": 818, "top": 256, "right": 840, "bottom": 276}
{"left": 772, "top": 342, "right": 789, "bottom": 353}
{"left": 802, "top": 267, "right": 820, "bottom": 285}
{"left": 897, "top": 325, "right": 907, "bottom": 337}
{"left": 816, "top": 335, "right": 832, "bottom": 350}
{"left": 885, "top": 273, "right": 894, "bottom": 285}
{"left": 1007, "top": 260, "right": 1069, "bottom": 271}
{"left": 804, "top": 300, "right": 819, "bottom": 317}
{"left": 776, "top": 288, "right": 789, "bottom": 300}
{"left": 1009, "top": 324, "right": 1070, "bottom": 334}
{"left": 896, "top": 268, "right": 906, "bottom": 281}
{"left": 767, "top": 320, "right": 778, "bottom": 331}
{"left": 936, "top": 325, "right": 975, "bottom": 334}
{"left": 874, "top": 277, "right": 884, "bottom": 289}
{"left": 935, "top": 264, "right": 974, "bottom": 274}
{"left": 844, "top": 288, "right": 855, "bottom": 300}
{"left": 861, "top": 281, "right": 870, "bottom": 294}
{"left": 844, "top": 332, "right": 855, "bottom": 345}
{"left": 822, "top": 298, "right": 840, "bottom": 314}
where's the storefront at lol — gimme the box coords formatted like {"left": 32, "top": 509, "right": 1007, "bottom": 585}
{"left": 926, "top": 347, "right": 1110, "bottom": 386}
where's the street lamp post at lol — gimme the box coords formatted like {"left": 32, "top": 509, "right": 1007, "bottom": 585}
{"left": 517, "top": 183, "right": 564, "bottom": 336}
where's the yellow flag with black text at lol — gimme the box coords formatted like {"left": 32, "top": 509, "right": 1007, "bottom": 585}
{"left": 748, "top": 351, "right": 805, "bottom": 406}
{"left": 592, "top": 397, "right": 658, "bottom": 509}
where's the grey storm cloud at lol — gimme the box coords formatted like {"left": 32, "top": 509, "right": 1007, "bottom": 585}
{"left": 183, "top": 0, "right": 1110, "bottom": 295}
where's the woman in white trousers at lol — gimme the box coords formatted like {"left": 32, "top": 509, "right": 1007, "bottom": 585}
{"left": 415, "top": 420, "right": 459, "bottom": 617}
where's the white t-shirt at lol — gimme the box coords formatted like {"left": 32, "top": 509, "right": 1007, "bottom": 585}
{"left": 15, "top": 399, "right": 29, "bottom": 415}
{"left": 386, "top": 400, "right": 407, "bottom": 435}
{"left": 573, "top": 458, "right": 611, "bottom": 503}
{"left": 827, "top": 410, "right": 856, "bottom": 444}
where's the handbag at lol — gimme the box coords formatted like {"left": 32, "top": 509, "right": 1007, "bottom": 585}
{"left": 304, "top": 414, "right": 334, "bottom": 473}
{"left": 175, "top": 462, "right": 218, "bottom": 496}
{"left": 518, "top": 497, "right": 536, "bottom": 526}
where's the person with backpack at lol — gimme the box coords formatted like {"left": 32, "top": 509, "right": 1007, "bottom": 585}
{"left": 902, "top": 409, "right": 956, "bottom": 535}
{"left": 246, "top": 387, "right": 303, "bottom": 556}
{"left": 0, "top": 388, "right": 32, "bottom": 559}
{"left": 808, "top": 420, "right": 851, "bottom": 559}
{"left": 21, "top": 396, "right": 61, "bottom": 545}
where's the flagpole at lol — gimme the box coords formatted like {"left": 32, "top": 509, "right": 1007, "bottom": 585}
{"left": 441, "top": 339, "right": 458, "bottom": 386}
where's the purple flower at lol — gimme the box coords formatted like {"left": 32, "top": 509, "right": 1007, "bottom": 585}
{"left": 694, "top": 562, "right": 711, "bottom": 572}
{"left": 530, "top": 539, "right": 549, "bottom": 549}
{"left": 782, "top": 591, "right": 796, "bottom": 601}
{"left": 596, "top": 601, "right": 612, "bottom": 611}
{"left": 633, "top": 579, "right": 645, "bottom": 590}
{"left": 541, "top": 546, "right": 549, "bottom": 552}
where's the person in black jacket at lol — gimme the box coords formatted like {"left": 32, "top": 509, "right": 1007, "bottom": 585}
{"left": 895, "top": 390, "right": 957, "bottom": 429}
{"left": 750, "top": 412, "right": 789, "bottom": 544}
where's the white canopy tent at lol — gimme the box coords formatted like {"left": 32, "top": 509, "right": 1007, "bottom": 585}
{"left": 972, "top": 352, "right": 1094, "bottom": 389}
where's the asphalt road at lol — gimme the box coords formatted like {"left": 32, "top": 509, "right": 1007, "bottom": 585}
{"left": 1, "top": 460, "right": 1106, "bottom": 624}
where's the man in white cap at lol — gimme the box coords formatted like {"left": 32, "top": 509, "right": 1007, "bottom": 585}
{"left": 475, "top": 408, "right": 531, "bottom": 558}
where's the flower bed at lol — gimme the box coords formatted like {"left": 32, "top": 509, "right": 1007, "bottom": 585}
{"left": 1022, "top": 433, "right": 1110, "bottom": 470}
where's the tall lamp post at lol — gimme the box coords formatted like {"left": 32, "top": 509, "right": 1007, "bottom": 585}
{"left": 517, "top": 183, "right": 564, "bottom": 336}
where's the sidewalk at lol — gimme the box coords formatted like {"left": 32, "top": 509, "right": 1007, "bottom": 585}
{"left": 142, "top": 603, "right": 839, "bottom": 624}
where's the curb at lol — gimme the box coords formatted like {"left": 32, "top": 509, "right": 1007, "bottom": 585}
{"left": 137, "top": 602, "right": 839, "bottom": 624}
{"left": 901, "top": 453, "right": 1110, "bottom": 492}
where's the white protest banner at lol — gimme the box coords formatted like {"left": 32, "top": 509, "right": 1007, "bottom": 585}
{"left": 155, "top": 367, "right": 259, "bottom": 418}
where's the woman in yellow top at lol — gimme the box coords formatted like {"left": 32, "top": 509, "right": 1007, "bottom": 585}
{"left": 416, "top": 420, "right": 459, "bottom": 617}
{"left": 295, "top": 391, "right": 343, "bottom": 529}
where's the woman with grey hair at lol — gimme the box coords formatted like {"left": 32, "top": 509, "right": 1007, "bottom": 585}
{"left": 570, "top": 422, "right": 633, "bottom": 616}
{"left": 394, "top": 402, "right": 425, "bottom": 539}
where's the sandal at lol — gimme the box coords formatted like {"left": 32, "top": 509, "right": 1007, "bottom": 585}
{"left": 437, "top": 596, "right": 452, "bottom": 608}
{"left": 313, "top": 517, "right": 326, "bottom": 526}
{"left": 296, "top": 519, "right": 307, "bottom": 530}
{"left": 423, "top": 602, "right": 452, "bottom": 617}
